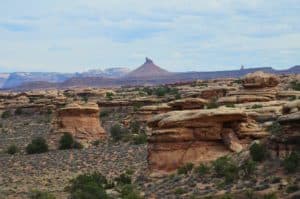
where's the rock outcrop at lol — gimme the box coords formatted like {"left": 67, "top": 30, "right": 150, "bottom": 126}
{"left": 147, "top": 108, "right": 267, "bottom": 173}
{"left": 167, "top": 98, "right": 208, "bottom": 110}
{"left": 242, "top": 71, "right": 280, "bottom": 88}
{"left": 52, "top": 103, "right": 106, "bottom": 147}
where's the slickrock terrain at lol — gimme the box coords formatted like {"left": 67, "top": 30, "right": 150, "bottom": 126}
{"left": 0, "top": 71, "right": 299, "bottom": 199}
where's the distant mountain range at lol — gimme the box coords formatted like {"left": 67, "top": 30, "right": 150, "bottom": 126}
{"left": 1, "top": 59, "right": 299, "bottom": 90}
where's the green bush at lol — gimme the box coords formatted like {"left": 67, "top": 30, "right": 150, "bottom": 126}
{"left": 130, "top": 121, "right": 141, "bottom": 134}
{"left": 92, "top": 140, "right": 101, "bottom": 146}
{"left": 132, "top": 133, "right": 147, "bottom": 145}
{"left": 115, "top": 173, "right": 132, "bottom": 186}
{"left": 67, "top": 172, "right": 109, "bottom": 199}
{"left": 263, "top": 193, "right": 277, "bottom": 199}
{"left": 15, "top": 107, "right": 23, "bottom": 115}
{"left": 240, "top": 159, "right": 256, "bottom": 177}
{"left": 195, "top": 163, "right": 210, "bottom": 176}
{"left": 251, "top": 104, "right": 263, "bottom": 109}
{"left": 267, "top": 122, "right": 282, "bottom": 135}
{"left": 59, "top": 132, "right": 74, "bottom": 149}
{"left": 6, "top": 144, "right": 19, "bottom": 155}
{"left": 58, "top": 132, "right": 83, "bottom": 150}
{"left": 26, "top": 137, "right": 49, "bottom": 154}
{"left": 174, "top": 187, "right": 186, "bottom": 195}
{"left": 206, "top": 99, "right": 219, "bottom": 109}
{"left": 225, "top": 103, "right": 235, "bottom": 108}
{"left": 290, "top": 80, "right": 300, "bottom": 91}
{"left": 29, "top": 189, "right": 56, "bottom": 199}
{"left": 213, "top": 156, "right": 239, "bottom": 183}
{"left": 99, "top": 110, "right": 109, "bottom": 118}
{"left": 120, "top": 184, "right": 143, "bottom": 199}
{"left": 1, "top": 110, "right": 11, "bottom": 119}
{"left": 177, "top": 163, "right": 194, "bottom": 175}
{"left": 286, "top": 184, "right": 299, "bottom": 193}
{"left": 106, "top": 92, "right": 114, "bottom": 100}
{"left": 110, "top": 124, "right": 128, "bottom": 141}
{"left": 250, "top": 143, "right": 267, "bottom": 162}
{"left": 283, "top": 151, "right": 299, "bottom": 173}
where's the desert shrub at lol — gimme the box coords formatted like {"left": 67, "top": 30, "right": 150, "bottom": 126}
{"left": 220, "top": 194, "right": 234, "bottom": 199}
{"left": 225, "top": 103, "right": 235, "bottom": 108}
{"left": 120, "top": 184, "right": 143, "bottom": 199}
{"left": 73, "top": 141, "right": 83, "bottom": 149}
{"left": 267, "top": 122, "right": 282, "bottom": 135}
{"left": 263, "top": 193, "right": 277, "bottom": 199}
{"left": 174, "top": 187, "right": 186, "bottom": 195}
{"left": 290, "top": 80, "right": 300, "bottom": 91}
{"left": 251, "top": 104, "right": 263, "bottom": 109}
{"left": 286, "top": 184, "right": 299, "bottom": 193}
{"left": 82, "top": 96, "right": 89, "bottom": 103}
{"left": 283, "top": 151, "right": 299, "bottom": 173}
{"left": 240, "top": 159, "right": 256, "bottom": 177}
{"left": 106, "top": 92, "right": 114, "bottom": 100}
{"left": 195, "top": 163, "right": 210, "bottom": 176}
{"left": 213, "top": 156, "right": 239, "bottom": 183}
{"left": 59, "top": 132, "right": 74, "bottom": 149}
{"left": 142, "top": 87, "right": 153, "bottom": 95}
{"left": 67, "top": 172, "right": 108, "bottom": 199}
{"left": 288, "top": 95, "right": 297, "bottom": 101}
{"left": 175, "top": 93, "right": 181, "bottom": 99}
{"left": 92, "top": 140, "right": 101, "bottom": 146}
{"left": 115, "top": 173, "right": 132, "bottom": 186}
{"left": 110, "top": 124, "right": 128, "bottom": 141}
{"left": 206, "top": 99, "right": 219, "bottom": 109}
{"left": 26, "top": 137, "right": 48, "bottom": 154}
{"left": 130, "top": 121, "right": 141, "bottom": 134}
{"left": 99, "top": 110, "right": 109, "bottom": 118}
{"left": 58, "top": 132, "right": 83, "bottom": 150}
{"left": 14, "top": 107, "right": 23, "bottom": 115}
{"left": 1, "top": 110, "right": 11, "bottom": 119}
{"left": 132, "top": 132, "right": 147, "bottom": 145}
{"left": 177, "top": 163, "right": 194, "bottom": 175}
{"left": 233, "top": 79, "right": 242, "bottom": 84}
{"left": 6, "top": 144, "right": 19, "bottom": 155}
{"left": 250, "top": 142, "right": 267, "bottom": 162}
{"left": 29, "top": 189, "right": 56, "bottom": 199}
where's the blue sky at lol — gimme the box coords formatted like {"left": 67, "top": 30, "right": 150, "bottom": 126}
{"left": 0, "top": 0, "right": 299, "bottom": 73}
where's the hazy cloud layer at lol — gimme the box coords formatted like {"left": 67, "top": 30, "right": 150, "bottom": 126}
{"left": 0, "top": 0, "right": 299, "bottom": 72}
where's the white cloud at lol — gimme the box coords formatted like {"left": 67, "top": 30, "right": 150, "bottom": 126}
{"left": 0, "top": 0, "right": 299, "bottom": 72}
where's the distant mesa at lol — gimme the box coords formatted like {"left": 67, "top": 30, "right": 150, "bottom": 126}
{"left": 125, "top": 57, "right": 172, "bottom": 78}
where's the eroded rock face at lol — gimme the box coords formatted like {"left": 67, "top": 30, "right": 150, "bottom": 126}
{"left": 242, "top": 71, "right": 280, "bottom": 88}
{"left": 147, "top": 108, "right": 267, "bottom": 173}
{"left": 52, "top": 103, "right": 106, "bottom": 147}
{"left": 167, "top": 98, "right": 208, "bottom": 110}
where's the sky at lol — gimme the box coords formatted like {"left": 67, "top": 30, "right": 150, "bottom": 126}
{"left": 0, "top": 0, "right": 300, "bottom": 73}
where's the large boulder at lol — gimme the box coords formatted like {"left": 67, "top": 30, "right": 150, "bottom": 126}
{"left": 52, "top": 103, "right": 106, "bottom": 147}
{"left": 242, "top": 71, "right": 279, "bottom": 88}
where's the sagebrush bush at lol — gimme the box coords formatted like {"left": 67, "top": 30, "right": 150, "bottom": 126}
{"left": 250, "top": 142, "right": 267, "bottom": 162}
{"left": 59, "top": 132, "right": 83, "bottom": 150}
{"left": 177, "top": 163, "right": 194, "bottom": 175}
{"left": 195, "top": 163, "right": 210, "bottom": 176}
{"left": 110, "top": 124, "right": 128, "bottom": 141}
{"left": 29, "top": 189, "right": 56, "bottom": 199}
{"left": 267, "top": 122, "right": 282, "bottom": 135}
{"left": 115, "top": 173, "right": 132, "bottom": 186}
{"left": 213, "top": 156, "right": 239, "bottom": 183}
{"left": 120, "top": 184, "right": 143, "bottom": 199}
{"left": 240, "top": 159, "right": 256, "bottom": 177}
{"left": 14, "top": 107, "right": 23, "bottom": 115}
{"left": 251, "top": 104, "right": 263, "bottom": 109}
{"left": 132, "top": 133, "right": 147, "bottom": 145}
{"left": 283, "top": 151, "right": 299, "bottom": 173}
{"left": 1, "top": 110, "right": 11, "bottom": 119}
{"left": 26, "top": 137, "right": 48, "bottom": 154}
{"left": 6, "top": 144, "right": 19, "bottom": 155}
{"left": 59, "top": 132, "right": 74, "bottom": 149}
{"left": 67, "top": 172, "right": 109, "bottom": 199}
